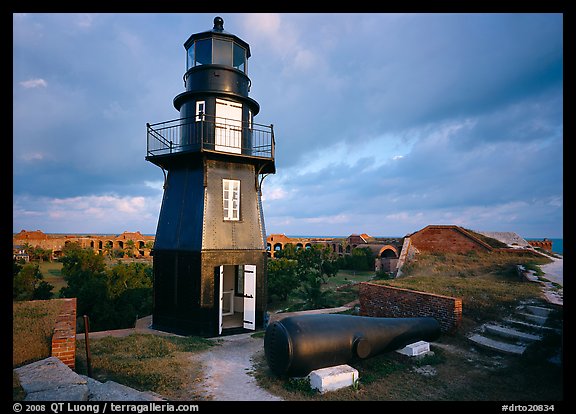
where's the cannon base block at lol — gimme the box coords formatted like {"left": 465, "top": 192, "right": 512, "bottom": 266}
{"left": 308, "top": 364, "right": 359, "bottom": 394}
{"left": 396, "top": 340, "right": 431, "bottom": 356}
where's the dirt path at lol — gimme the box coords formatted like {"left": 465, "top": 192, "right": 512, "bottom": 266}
{"left": 188, "top": 332, "right": 283, "bottom": 401}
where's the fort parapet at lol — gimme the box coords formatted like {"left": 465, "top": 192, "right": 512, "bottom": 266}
{"left": 527, "top": 239, "right": 553, "bottom": 252}
{"left": 13, "top": 230, "right": 155, "bottom": 260}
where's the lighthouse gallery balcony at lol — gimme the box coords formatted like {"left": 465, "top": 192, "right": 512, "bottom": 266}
{"left": 146, "top": 114, "right": 275, "bottom": 173}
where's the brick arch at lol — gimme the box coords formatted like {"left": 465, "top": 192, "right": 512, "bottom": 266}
{"left": 378, "top": 245, "right": 399, "bottom": 258}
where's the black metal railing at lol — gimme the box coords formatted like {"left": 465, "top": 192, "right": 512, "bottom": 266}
{"left": 146, "top": 114, "right": 274, "bottom": 160}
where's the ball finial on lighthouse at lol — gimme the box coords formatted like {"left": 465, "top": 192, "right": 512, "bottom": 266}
{"left": 213, "top": 16, "right": 224, "bottom": 31}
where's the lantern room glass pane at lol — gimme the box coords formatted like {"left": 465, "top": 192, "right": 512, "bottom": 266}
{"left": 186, "top": 46, "right": 194, "bottom": 70}
{"left": 233, "top": 43, "right": 246, "bottom": 72}
{"left": 195, "top": 39, "right": 212, "bottom": 66}
{"left": 213, "top": 38, "right": 232, "bottom": 66}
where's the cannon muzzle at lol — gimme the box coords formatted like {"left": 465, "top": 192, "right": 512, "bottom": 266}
{"left": 264, "top": 313, "right": 441, "bottom": 377}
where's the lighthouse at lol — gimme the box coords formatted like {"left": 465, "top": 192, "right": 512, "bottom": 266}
{"left": 146, "top": 16, "right": 275, "bottom": 336}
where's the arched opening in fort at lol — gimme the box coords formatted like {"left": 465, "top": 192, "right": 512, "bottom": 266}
{"left": 375, "top": 246, "right": 399, "bottom": 273}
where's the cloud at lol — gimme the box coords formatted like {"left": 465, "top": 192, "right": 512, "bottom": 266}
{"left": 19, "top": 78, "right": 47, "bottom": 88}
{"left": 14, "top": 194, "right": 161, "bottom": 234}
{"left": 75, "top": 13, "right": 95, "bottom": 29}
{"left": 20, "top": 152, "right": 45, "bottom": 161}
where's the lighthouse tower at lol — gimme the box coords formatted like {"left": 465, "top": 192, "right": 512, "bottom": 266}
{"left": 146, "top": 17, "right": 275, "bottom": 336}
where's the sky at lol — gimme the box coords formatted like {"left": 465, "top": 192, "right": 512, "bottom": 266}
{"left": 13, "top": 12, "right": 564, "bottom": 239}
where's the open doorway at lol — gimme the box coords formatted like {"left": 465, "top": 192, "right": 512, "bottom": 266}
{"left": 217, "top": 264, "right": 256, "bottom": 334}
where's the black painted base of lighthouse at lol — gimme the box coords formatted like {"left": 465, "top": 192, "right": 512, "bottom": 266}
{"left": 151, "top": 249, "right": 267, "bottom": 337}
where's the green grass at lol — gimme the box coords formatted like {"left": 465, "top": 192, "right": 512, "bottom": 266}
{"left": 379, "top": 250, "right": 549, "bottom": 324}
{"left": 326, "top": 269, "right": 374, "bottom": 287}
{"left": 12, "top": 299, "right": 68, "bottom": 367}
{"left": 38, "top": 261, "right": 66, "bottom": 294}
{"left": 75, "top": 334, "right": 215, "bottom": 400}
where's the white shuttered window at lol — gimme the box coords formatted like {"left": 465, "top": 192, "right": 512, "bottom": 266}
{"left": 223, "top": 179, "right": 240, "bottom": 221}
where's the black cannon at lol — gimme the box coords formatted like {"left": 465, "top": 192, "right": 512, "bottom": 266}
{"left": 264, "top": 313, "right": 441, "bottom": 377}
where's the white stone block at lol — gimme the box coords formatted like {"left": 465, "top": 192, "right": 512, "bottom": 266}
{"left": 308, "top": 364, "right": 359, "bottom": 394}
{"left": 396, "top": 340, "right": 430, "bottom": 356}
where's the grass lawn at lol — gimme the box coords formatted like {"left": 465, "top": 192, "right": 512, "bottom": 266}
{"left": 326, "top": 269, "right": 374, "bottom": 287}
{"left": 75, "top": 334, "right": 215, "bottom": 400}
{"left": 12, "top": 299, "right": 68, "bottom": 367}
{"left": 38, "top": 261, "right": 66, "bottom": 294}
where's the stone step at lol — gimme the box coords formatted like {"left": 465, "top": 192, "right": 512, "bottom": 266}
{"left": 483, "top": 324, "right": 542, "bottom": 342}
{"left": 516, "top": 312, "right": 548, "bottom": 325}
{"left": 82, "top": 376, "right": 165, "bottom": 401}
{"left": 14, "top": 357, "right": 165, "bottom": 402}
{"left": 14, "top": 357, "right": 89, "bottom": 401}
{"left": 525, "top": 305, "right": 554, "bottom": 317}
{"left": 503, "top": 318, "right": 558, "bottom": 333}
{"left": 468, "top": 334, "right": 527, "bottom": 355}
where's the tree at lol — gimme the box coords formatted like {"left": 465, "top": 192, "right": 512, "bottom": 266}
{"left": 273, "top": 243, "right": 339, "bottom": 284}
{"left": 125, "top": 239, "right": 136, "bottom": 258}
{"left": 59, "top": 243, "right": 109, "bottom": 330}
{"left": 103, "top": 241, "right": 113, "bottom": 258}
{"left": 106, "top": 262, "right": 152, "bottom": 298}
{"left": 59, "top": 243, "right": 153, "bottom": 331}
{"left": 33, "top": 280, "right": 55, "bottom": 300}
{"left": 339, "top": 247, "right": 375, "bottom": 271}
{"left": 13, "top": 263, "right": 40, "bottom": 300}
{"left": 296, "top": 276, "right": 335, "bottom": 309}
{"left": 13, "top": 262, "right": 54, "bottom": 300}
{"left": 267, "top": 258, "right": 299, "bottom": 301}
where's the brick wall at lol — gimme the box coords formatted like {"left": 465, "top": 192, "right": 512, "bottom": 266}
{"left": 527, "top": 239, "right": 553, "bottom": 252}
{"left": 51, "top": 298, "right": 77, "bottom": 369}
{"left": 409, "top": 225, "right": 492, "bottom": 254}
{"left": 359, "top": 282, "right": 462, "bottom": 333}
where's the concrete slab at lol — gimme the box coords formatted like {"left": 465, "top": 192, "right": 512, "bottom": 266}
{"left": 503, "top": 318, "right": 558, "bottom": 333}
{"left": 484, "top": 324, "right": 542, "bottom": 342}
{"left": 82, "top": 376, "right": 164, "bottom": 401}
{"left": 517, "top": 312, "right": 548, "bottom": 325}
{"left": 396, "top": 340, "right": 430, "bottom": 356}
{"left": 525, "top": 305, "right": 554, "bottom": 317}
{"left": 14, "top": 357, "right": 89, "bottom": 401}
{"left": 468, "top": 334, "right": 526, "bottom": 355}
{"left": 308, "top": 364, "right": 359, "bottom": 394}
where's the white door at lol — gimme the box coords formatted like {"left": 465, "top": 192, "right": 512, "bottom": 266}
{"left": 218, "top": 265, "right": 224, "bottom": 335}
{"left": 215, "top": 98, "right": 242, "bottom": 154}
{"left": 243, "top": 264, "right": 256, "bottom": 330}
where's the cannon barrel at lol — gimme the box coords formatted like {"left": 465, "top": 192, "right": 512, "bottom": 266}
{"left": 264, "top": 313, "right": 441, "bottom": 377}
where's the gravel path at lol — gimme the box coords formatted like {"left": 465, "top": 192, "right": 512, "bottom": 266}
{"left": 190, "top": 332, "right": 283, "bottom": 401}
